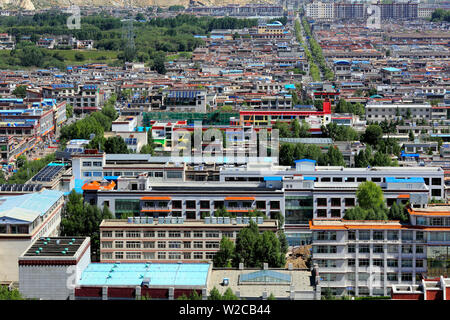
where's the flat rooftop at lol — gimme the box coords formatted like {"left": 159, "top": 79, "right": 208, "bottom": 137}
{"left": 208, "top": 269, "right": 314, "bottom": 298}
{"left": 22, "top": 236, "right": 87, "bottom": 257}
{"left": 78, "top": 263, "right": 210, "bottom": 287}
{"left": 100, "top": 218, "right": 278, "bottom": 229}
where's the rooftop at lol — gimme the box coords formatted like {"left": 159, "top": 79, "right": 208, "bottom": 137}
{"left": 22, "top": 236, "right": 87, "bottom": 257}
{"left": 78, "top": 263, "right": 210, "bottom": 287}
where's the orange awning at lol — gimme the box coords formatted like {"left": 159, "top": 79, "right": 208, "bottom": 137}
{"left": 227, "top": 209, "right": 250, "bottom": 213}
{"left": 397, "top": 194, "right": 410, "bottom": 199}
{"left": 141, "top": 196, "right": 172, "bottom": 200}
{"left": 224, "top": 197, "right": 255, "bottom": 201}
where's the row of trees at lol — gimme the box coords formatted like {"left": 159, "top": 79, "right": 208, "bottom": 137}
{"left": 321, "top": 122, "right": 359, "bottom": 141}
{"left": 334, "top": 99, "right": 365, "bottom": 116}
{"left": 0, "top": 153, "right": 56, "bottom": 185}
{"left": 274, "top": 119, "right": 310, "bottom": 138}
{"left": 294, "top": 17, "right": 320, "bottom": 81}
{"left": 301, "top": 17, "right": 334, "bottom": 81}
{"left": 279, "top": 143, "right": 345, "bottom": 167}
{"left": 343, "top": 181, "right": 409, "bottom": 222}
{"left": 213, "top": 221, "right": 288, "bottom": 269}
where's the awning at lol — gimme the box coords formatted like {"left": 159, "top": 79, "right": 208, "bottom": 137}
{"left": 141, "top": 196, "right": 172, "bottom": 200}
{"left": 397, "top": 194, "right": 410, "bottom": 199}
{"left": 224, "top": 197, "right": 255, "bottom": 201}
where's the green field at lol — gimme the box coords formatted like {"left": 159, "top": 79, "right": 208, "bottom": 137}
{"left": 45, "top": 49, "right": 120, "bottom": 64}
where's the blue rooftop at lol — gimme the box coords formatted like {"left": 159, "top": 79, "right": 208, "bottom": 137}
{"left": 382, "top": 67, "right": 401, "bottom": 72}
{"left": 264, "top": 176, "right": 282, "bottom": 181}
{"left": 294, "top": 159, "right": 316, "bottom": 163}
{"left": 385, "top": 177, "right": 424, "bottom": 183}
{"left": 78, "top": 263, "right": 210, "bottom": 287}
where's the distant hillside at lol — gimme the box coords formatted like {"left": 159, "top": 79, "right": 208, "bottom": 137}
{"left": 0, "top": 0, "right": 276, "bottom": 11}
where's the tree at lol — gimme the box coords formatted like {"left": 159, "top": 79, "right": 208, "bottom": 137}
{"left": 213, "top": 236, "right": 235, "bottom": 267}
{"left": 208, "top": 287, "right": 223, "bottom": 300}
{"left": 152, "top": 52, "right": 166, "bottom": 74}
{"left": 363, "top": 124, "right": 383, "bottom": 146}
{"left": 74, "top": 52, "right": 85, "bottom": 61}
{"left": 222, "top": 288, "right": 239, "bottom": 300}
{"left": 140, "top": 144, "right": 154, "bottom": 155}
{"left": 104, "top": 136, "right": 129, "bottom": 154}
{"left": 66, "top": 104, "right": 73, "bottom": 119}
{"left": 356, "top": 181, "right": 384, "bottom": 210}
{"left": 388, "top": 202, "right": 409, "bottom": 222}
{"left": 325, "top": 146, "right": 345, "bottom": 166}
{"left": 12, "top": 85, "right": 27, "bottom": 98}
{"left": 0, "top": 286, "right": 24, "bottom": 300}
{"left": 60, "top": 190, "right": 113, "bottom": 261}
{"left": 268, "top": 293, "right": 276, "bottom": 300}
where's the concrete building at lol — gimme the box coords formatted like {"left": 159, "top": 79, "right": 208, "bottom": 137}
{"left": 365, "top": 103, "right": 432, "bottom": 122}
{"left": 0, "top": 189, "right": 65, "bottom": 281}
{"left": 18, "top": 236, "right": 91, "bottom": 300}
{"left": 99, "top": 217, "right": 278, "bottom": 263}
{"left": 310, "top": 205, "right": 450, "bottom": 297}
{"left": 306, "top": 1, "right": 335, "bottom": 20}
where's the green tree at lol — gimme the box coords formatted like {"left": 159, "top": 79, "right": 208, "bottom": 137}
{"left": 356, "top": 181, "right": 384, "bottom": 210}
{"left": 66, "top": 104, "right": 74, "bottom": 119}
{"left": 0, "top": 286, "right": 24, "bottom": 300}
{"left": 12, "top": 85, "right": 27, "bottom": 98}
{"left": 104, "top": 136, "right": 129, "bottom": 154}
{"left": 208, "top": 287, "right": 223, "bottom": 300}
{"left": 268, "top": 293, "right": 276, "bottom": 300}
{"left": 363, "top": 124, "right": 383, "bottom": 146}
{"left": 213, "top": 236, "right": 235, "bottom": 267}
{"left": 222, "top": 288, "right": 239, "bottom": 300}
{"left": 325, "top": 146, "right": 345, "bottom": 166}
{"left": 60, "top": 190, "right": 113, "bottom": 261}
{"left": 74, "top": 52, "right": 85, "bottom": 61}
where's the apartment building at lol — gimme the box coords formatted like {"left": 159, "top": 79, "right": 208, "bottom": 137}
{"left": 365, "top": 103, "right": 432, "bottom": 122}
{"left": 0, "top": 190, "right": 65, "bottom": 281}
{"left": 305, "top": 1, "right": 335, "bottom": 20}
{"left": 310, "top": 205, "right": 450, "bottom": 297}
{"left": 42, "top": 84, "right": 101, "bottom": 114}
{"left": 99, "top": 217, "right": 278, "bottom": 263}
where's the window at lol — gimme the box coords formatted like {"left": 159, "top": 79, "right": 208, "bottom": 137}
{"left": 169, "top": 231, "right": 181, "bottom": 238}
{"left": 373, "top": 231, "right": 384, "bottom": 240}
{"left": 348, "top": 244, "right": 356, "bottom": 253}
{"left": 330, "top": 209, "right": 341, "bottom": 217}
{"left": 183, "top": 252, "right": 191, "bottom": 260}
{"left": 143, "top": 252, "right": 155, "bottom": 259}
{"left": 359, "top": 231, "right": 370, "bottom": 240}
{"left": 184, "top": 231, "right": 191, "bottom": 238}
{"left": 168, "top": 241, "right": 181, "bottom": 249}
{"left": 102, "top": 241, "right": 113, "bottom": 249}
{"left": 115, "top": 231, "right": 123, "bottom": 238}
{"left": 186, "top": 200, "right": 196, "bottom": 209}
{"left": 115, "top": 241, "right": 123, "bottom": 248}
{"left": 348, "top": 259, "right": 355, "bottom": 267}
{"left": 115, "top": 252, "right": 124, "bottom": 259}
{"left": 157, "top": 231, "right": 166, "bottom": 238}
{"left": 402, "top": 259, "right": 413, "bottom": 268}
{"left": 183, "top": 241, "right": 191, "bottom": 248}
{"left": 102, "top": 231, "right": 112, "bottom": 238}
{"left": 223, "top": 231, "right": 234, "bottom": 238}
{"left": 387, "top": 245, "right": 398, "bottom": 253}
{"left": 157, "top": 241, "right": 166, "bottom": 248}
{"left": 348, "top": 231, "right": 356, "bottom": 240}
{"left": 317, "top": 209, "right": 327, "bottom": 217}
{"left": 83, "top": 161, "right": 92, "bottom": 167}
{"left": 387, "top": 231, "right": 399, "bottom": 240}
{"left": 431, "top": 218, "right": 443, "bottom": 226}
{"left": 205, "top": 252, "right": 216, "bottom": 260}
{"left": 126, "top": 230, "right": 141, "bottom": 238}
{"left": 429, "top": 232, "right": 445, "bottom": 241}
{"left": 387, "top": 273, "right": 398, "bottom": 281}
{"left": 168, "top": 252, "right": 182, "bottom": 260}
{"left": 143, "top": 241, "right": 155, "bottom": 248}
{"left": 193, "top": 252, "right": 203, "bottom": 260}
{"left": 331, "top": 198, "right": 341, "bottom": 206}
{"left": 158, "top": 252, "right": 166, "bottom": 260}
{"left": 143, "top": 231, "right": 155, "bottom": 238}
{"left": 102, "top": 252, "right": 112, "bottom": 260}
{"left": 205, "top": 241, "right": 220, "bottom": 249}
{"left": 373, "top": 245, "right": 384, "bottom": 253}
{"left": 126, "top": 241, "right": 141, "bottom": 248}
{"left": 126, "top": 252, "right": 141, "bottom": 260}
{"left": 345, "top": 198, "right": 355, "bottom": 207}
{"left": 387, "top": 259, "right": 398, "bottom": 267}
{"left": 402, "top": 245, "right": 413, "bottom": 254}
{"left": 416, "top": 259, "right": 424, "bottom": 268}
{"left": 359, "top": 245, "right": 370, "bottom": 253}
{"left": 359, "top": 259, "right": 369, "bottom": 267}
{"left": 432, "top": 178, "right": 441, "bottom": 186}
{"left": 402, "top": 231, "right": 413, "bottom": 241}
{"left": 317, "top": 198, "right": 327, "bottom": 206}
{"left": 373, "top": 259, "right": 383, "bottom": 267}
{"left": 194, "top": 241, "right": 203, "bottom": 249}
{"left": 401, "top": 273, "right": 413, "bottom": 282}
{"left": 416, "top": 231, "right": 424, "bottom": 241}
{"left": 205, "top": 231, "right": 219, "bottom": 238}
{"left": 416, "top": 245, "right": 424, "bottom": 254}
{"left": 194, "top": 231, "right": 203, "bottom": 238}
